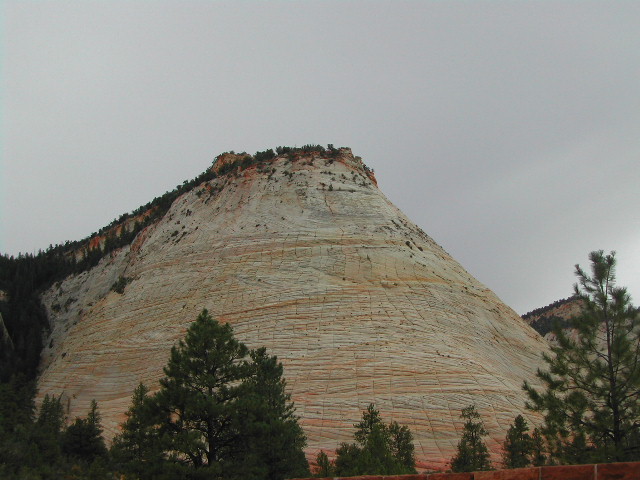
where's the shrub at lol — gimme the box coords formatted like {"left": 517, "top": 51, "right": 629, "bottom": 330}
{"left": 111, "top": 276, "right": 132, "bottom": 294}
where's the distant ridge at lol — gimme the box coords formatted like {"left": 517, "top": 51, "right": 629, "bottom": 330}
{"left": 523, "top": 295, "right": 640, "bottom": 338}
{"left": 522, "top": 296, "right": 581, "bottom": 338}
{"left": 522, "top": 296, "right": 577, "bottom": 320}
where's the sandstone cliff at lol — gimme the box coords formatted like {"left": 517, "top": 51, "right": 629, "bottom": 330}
{"left": 523, "top": 297, "right": 584, "bottom": 340}
{"left": 37, "top": 148, "right": 550, "bottom": 470}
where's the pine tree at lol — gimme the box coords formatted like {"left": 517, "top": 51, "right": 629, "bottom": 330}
{"left": 111, "top": 383, "right": 165, "bottom": 479}
{"left": 524, "top": 251, "right": 640, "bottom": 463}
{"left": 114, "top": 309, "right": 309, "bottom": 479}
{"left": 450, "top": 405, "right": 492, "bottom": 472}
{"left": 314, "top": 450, "right": 334, "bottom": 477}
{"left": 501, "top": 414, "right": 532, "bottom": 468}
{"left": 334, "top": 442, "right": 361, "bottom": 476}
{"left": 151, "top": 309, "right": 250, "bottom": 474}
{"left": 0, "top": 375, "right": 34, "bottom": 435}
{"left": 356, "top": 422, "right": 398, "bottom": 475}
{"left": 231, "top": 347, "right": 309, "bottom": 480}
{"left": 0, "top": 377, "right": 37, "bottom": 477}
{"left": 333, "top": 403, "right": 416, "bottom": 476}
{"left": 389, "top": 420, "right": 416, "bottom": 471}
{"left": 354, "top": 403, "right": 384, "bottom": 445}
{"left": 62, "top": 400, "right": 107, "bottom": 463}
{"left": 33, "top": 394, "right": 65, "bottom": 465}
{"left": 531, "top": 428, "right": 547, "bottom": 466}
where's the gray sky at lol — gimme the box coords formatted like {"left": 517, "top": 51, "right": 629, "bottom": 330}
{"left": 2, "top": 1, "right": 639, "bottom": 314}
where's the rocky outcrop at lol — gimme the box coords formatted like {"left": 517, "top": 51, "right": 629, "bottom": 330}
{"left": 523, "top": 297, "right": 584, "bottom": 340}
{"left": 36, "top": 148, "right": 550, "bottom": 470}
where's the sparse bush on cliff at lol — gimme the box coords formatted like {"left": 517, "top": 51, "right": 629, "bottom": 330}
{"left": 254, "top": 148, "right": 276, "bottom": 163}
{"left": 300, "top": 144, "right": 326, "bottom": 153}
{"left": 111, "top": 275, "right": 132, "bottom": 294}
{"left": 522, "top": 296, "right": 577, "bottom": 320}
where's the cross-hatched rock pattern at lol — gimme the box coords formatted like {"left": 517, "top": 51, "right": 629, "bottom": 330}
{"left": 37, "top": 149, "right": 550, "bottom": 470}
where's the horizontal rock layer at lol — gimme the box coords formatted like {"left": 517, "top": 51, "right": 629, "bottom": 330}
{"left": 37, "top": 149, "right": 549, "bottom": 470}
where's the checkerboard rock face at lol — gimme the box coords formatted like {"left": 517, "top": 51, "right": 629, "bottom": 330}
{"left": 37, "top": 149, "right": 549, "bottom": 470}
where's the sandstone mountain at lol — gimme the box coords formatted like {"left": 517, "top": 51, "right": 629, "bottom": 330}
{"left": 523, "top": 296, "right": 583, "bottom": 340}
{"left": 36, "top": 147, "right": 550, "bottom": 470}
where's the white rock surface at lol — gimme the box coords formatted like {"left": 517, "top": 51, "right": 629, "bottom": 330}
{"left": 37, "top": 149, "right": 549, "bottom": 470}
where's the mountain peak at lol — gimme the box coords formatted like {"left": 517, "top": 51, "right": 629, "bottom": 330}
{"left": 36, "top": 148, "right": 548, "bottom": 470}
{"left": 210, "top": 146, "right": 376, "bottom": 185}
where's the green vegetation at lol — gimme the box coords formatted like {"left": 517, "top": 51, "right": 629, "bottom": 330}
{"left": 501, "top": 414, "right": 533, "bottom": 468}
{"left": 110, "top": 383, "right": 163, "bottom": 479}
{"left": 499, "top": 414, "right": 546, "bottom": 468}
{"left": 522, "top": 296, "right": 576, "bottom": 320}
{"left": 450, "top": 405, "right": 492, "bottom": 472}
{"left": 529, "top": 314, "right": 571, "bottom": 337}
{"left": 0, "top": 309, "right": 308, "bottom": 479}
{"left": 111, "top": 275, "right": 132, "bottom": 294}
{"left": 523, "top": 297, "right": 578, "bottom": 336}
{"left": 313, "top": 450, "right": 334, "bottom": 477}
{"left": 111, "top": 309, "right": 309, "bottom": 480}
{"left": 531, "top": 427, "right": 547, "bottom": 466}
{"left": 62, "top": 400, "right": 108, "bottom": 463}
{"left": 524, "top": 250, "right": 640, "bottom": 464}
{"left": 318, "top": 403, "right": 416, "bottom": 476}
{"left": 0, "top": 251, "right": 71, "bottom": 381}
{"left": 254, "top": 148, "right": 277, "bottom": 163}
{"left": 0, "top": 381, "right": 111, "bottom": 479}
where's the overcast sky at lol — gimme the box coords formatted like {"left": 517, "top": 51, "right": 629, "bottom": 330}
{"left": 2, "top": 1, "right": 639, "bottom": 314}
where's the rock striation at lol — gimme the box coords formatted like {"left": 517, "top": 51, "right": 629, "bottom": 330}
{"left": 37, "top": 148, "right": 550, "bottom": 470}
